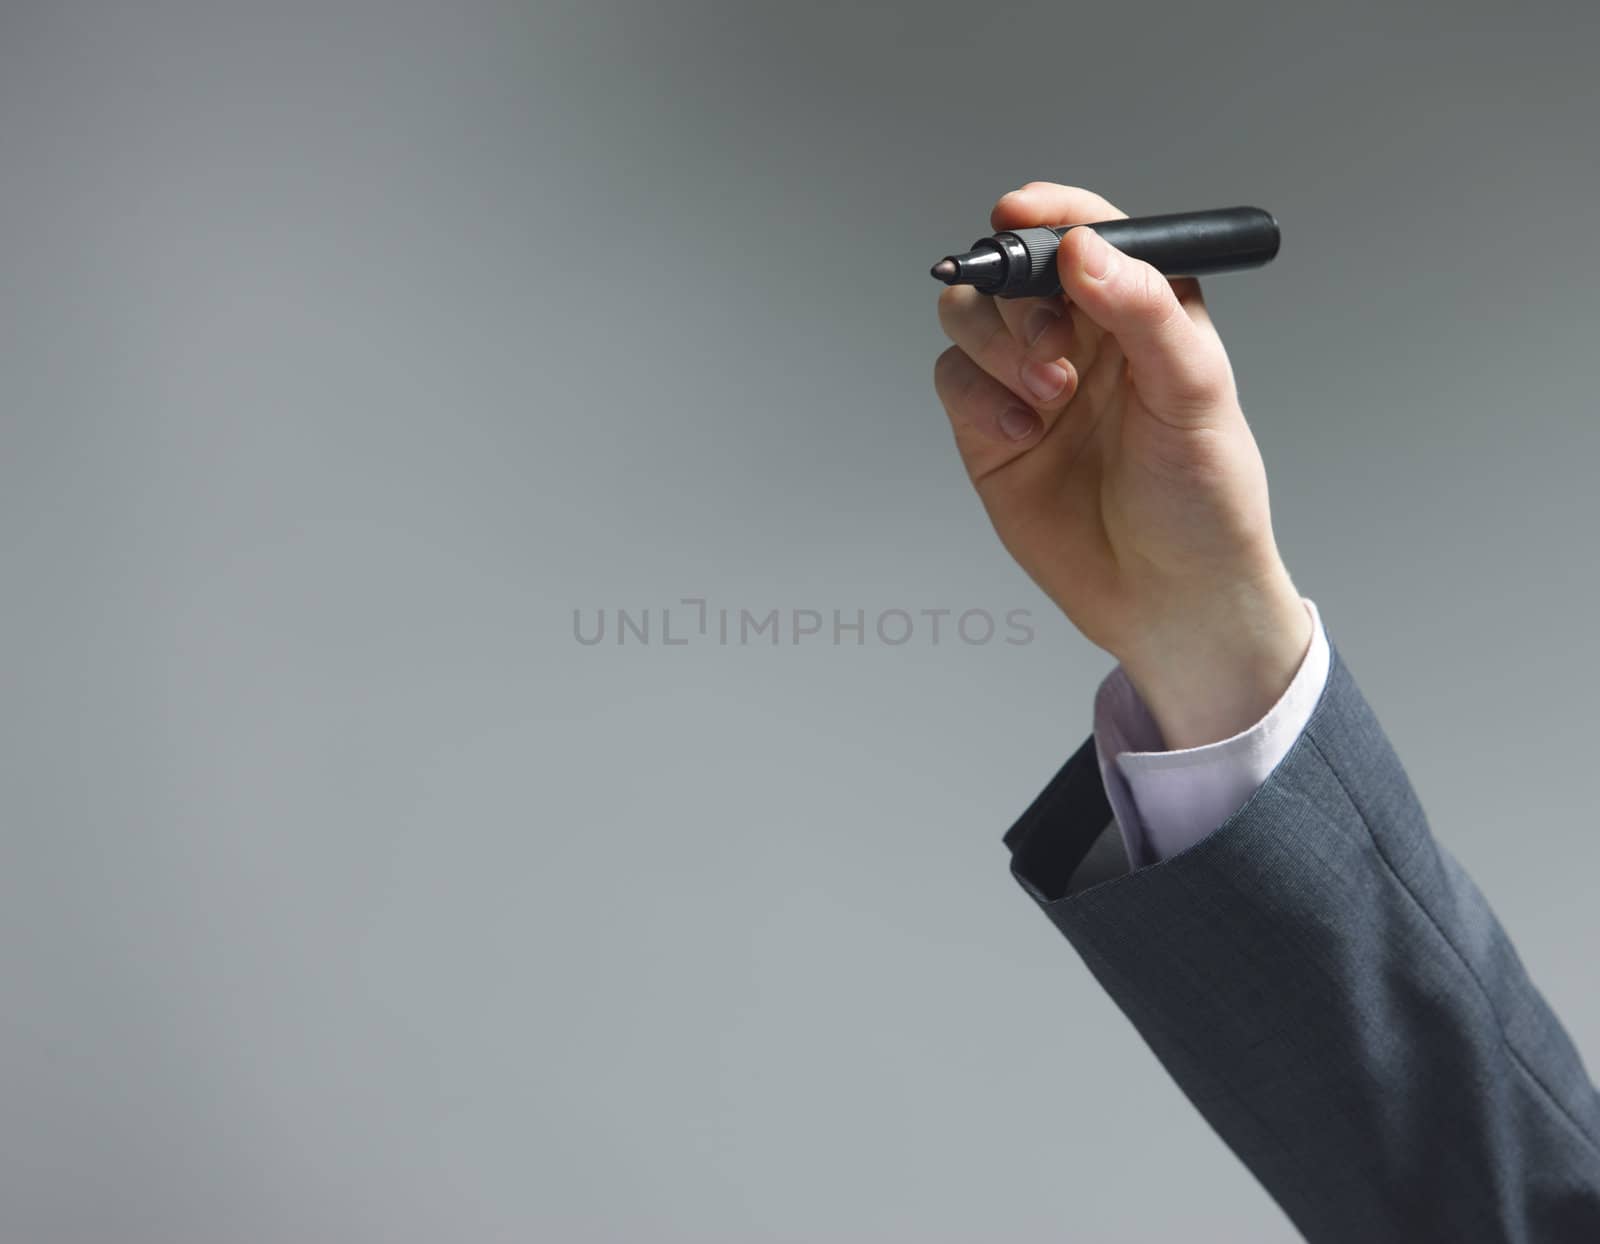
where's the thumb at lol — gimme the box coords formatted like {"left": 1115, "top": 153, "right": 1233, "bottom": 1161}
{"left": 1057, "top": 225, "right": 1233, "bottom": 421}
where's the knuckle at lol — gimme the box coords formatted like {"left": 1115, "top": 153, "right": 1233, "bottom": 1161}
{"left": 1127, "top": 261, "right": 1178, "bottom": 322}
{"left": 936, "top": 283, "right": 968, "bottom": 329}
{"left": 1028, "top": 309, "right": 1075, "bottom": 358}
{"left": 976, "top": 314, "right": 1011, "bottom": 363}
{"left": 1194, "top": 354, "right": 1237, "bottom": 404}
{"left": 1171, "top": 349, "right": 1235, "bottom": 410}
{"left": 932, "top": 345, "right": 969, "bottom": 395}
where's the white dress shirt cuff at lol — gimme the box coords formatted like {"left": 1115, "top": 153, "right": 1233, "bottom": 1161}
{"left": 1092, "top": 598, "right": 1330, "bottom": 868}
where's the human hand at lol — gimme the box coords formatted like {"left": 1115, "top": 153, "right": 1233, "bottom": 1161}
{"left": 932, "top": 182, "right": 1311, "bottom": 749}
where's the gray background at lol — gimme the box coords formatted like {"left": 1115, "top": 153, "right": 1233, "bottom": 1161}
{"left": 3, "top": 1, "right": 1597, "bottom": 1240}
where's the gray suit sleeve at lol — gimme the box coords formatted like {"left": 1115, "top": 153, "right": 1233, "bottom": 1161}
{"left": 1005, "top": 642, "right": 1600, "bottom": 1242}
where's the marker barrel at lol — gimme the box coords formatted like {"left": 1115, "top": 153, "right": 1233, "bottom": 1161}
{"left": 936, "top": 206, "right": 1280, "bottom": 299}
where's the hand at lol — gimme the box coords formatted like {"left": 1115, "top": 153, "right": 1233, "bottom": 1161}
{"left": 932, "top": 183, "right": 1311, "bottom": 749}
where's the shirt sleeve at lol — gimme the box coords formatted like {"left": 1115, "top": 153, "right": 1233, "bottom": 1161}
{"left": 1093, "top": 597, "right": 1330, "bottom": 868}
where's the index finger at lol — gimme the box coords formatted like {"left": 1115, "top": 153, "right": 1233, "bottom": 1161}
{"left": 987, "top": 183, "right": 1128, "bottom": 362}
{"left": 995, "top": 181, "right": 1211, "bottom": 322}
{"left": 990, "top": 182, "right": 1127, "bottom": 232}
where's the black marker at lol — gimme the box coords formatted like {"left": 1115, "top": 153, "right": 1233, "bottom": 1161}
{"left": 930, "top": 206, "right": 1280, "bottom": 299}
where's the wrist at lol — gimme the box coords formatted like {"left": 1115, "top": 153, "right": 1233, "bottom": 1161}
{"left": 1113, "top": 564, "right": 1312, "bottom": 751}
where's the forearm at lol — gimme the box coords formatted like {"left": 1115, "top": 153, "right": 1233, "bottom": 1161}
{"left": 1007, "top": 645, "right": 1600, "bottom": 1242}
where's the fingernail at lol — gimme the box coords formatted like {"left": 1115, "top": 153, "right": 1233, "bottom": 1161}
{"left": 1023, "top": 304, "right": 1060, "bottom": 346}
{"left": 1022, "top": 359, "right": 1069, "bottom": 402}
{"left": 1079, "top": 228, "right": 1115, "bottom": 281}
{"left": 999, "top": 405, "right": 1039, "bottom": 441}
